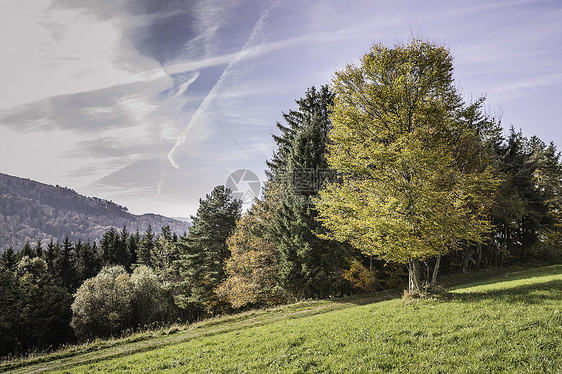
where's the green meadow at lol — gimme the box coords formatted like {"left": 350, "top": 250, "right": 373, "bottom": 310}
{"left": 3, "top": 264, "right": 561, "bottom": 373}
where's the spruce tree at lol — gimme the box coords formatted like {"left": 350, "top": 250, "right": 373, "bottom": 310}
{"left": 491, "top": 130, "right": 562, "bottom": 263}
{"left": 137, "top": 225, "right": 155, "bottom": 266}
{"left": 266, "top": 85, "right": 334, "bottom": 181}
{"left": 1, "top": 246, "right": 17, "bottom": 271}
{"left": 101, "top": 227, "right": 119, "bottom": 265}
{"left": 45, "top": 239, "right": 60, "bottom": 279}
{"left": 101, "top": 227, "right": 133, "bottom": 269}
{"left": 0, "top": 264, "right": 20, "bottom": 356}
{"left": 118, "top": 226, "right": 132, "bottom": 270}
{"left": 75, "top": 240, "right": 101, "bottom": 283}
{"left": 175, "top": 185, "right": 241, "bottom": 316}
{"left": 21, "top": 242, "right": 34, "bottom": 258}
{"left": 269, "top": 85, "right": 350, "bottom": 298}
{"left": 34, "top": 240, "right": 43, "bottom": 260}
{"left": 58, "top": 236, "right": 77, "bottom": 291}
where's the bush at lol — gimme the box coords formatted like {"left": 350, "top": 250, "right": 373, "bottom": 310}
{"left": 71, "top": 265, "right": 176, "bottom": 341}
{"left": 71, "top": 266, "right": 134, "bottom": 340}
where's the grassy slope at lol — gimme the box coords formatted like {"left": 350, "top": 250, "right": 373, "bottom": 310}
{"left": 3, "top": 264, "right": 561, "bottom": 373}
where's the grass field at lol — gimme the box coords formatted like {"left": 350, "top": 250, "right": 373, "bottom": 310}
{"left": 2, "top": 264, "right": 561, "bottom": 373}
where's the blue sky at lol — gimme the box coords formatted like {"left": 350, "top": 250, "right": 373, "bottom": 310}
{"left": 1, "top": 0, "right": 561, "bottom": 218}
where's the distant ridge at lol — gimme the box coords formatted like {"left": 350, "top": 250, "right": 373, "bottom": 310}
{"left": 0, "top": 173, "right": 190, "bottom": 251}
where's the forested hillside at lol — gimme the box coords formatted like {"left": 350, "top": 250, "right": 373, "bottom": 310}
{"left": 0, "top": 173, "right": 190, "bottom": 251}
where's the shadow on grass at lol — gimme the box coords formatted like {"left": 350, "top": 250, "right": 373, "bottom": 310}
{"left": 325, "top": 287, "right": 403, "bottom": 306}
{"left": 335, "top": 265, "right": 562, "bottom": 307}
{"left": 443, "top": 263, "right": 562, "bottom": 291}
{"left": 444, "top": 279, "right": 562, "bottom": 305}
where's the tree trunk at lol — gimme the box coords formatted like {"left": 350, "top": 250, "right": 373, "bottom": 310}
{"left": 430, "top": 254, "right": 441, "bottom": 287}
{"left": 476, "top": 243, "right": 482, "bottom": 270}
{"left": 408, "top": 258, "right": 421, "bottom": 294}
{"left": 369, "top": 255, "right": 375, "bottom": 285}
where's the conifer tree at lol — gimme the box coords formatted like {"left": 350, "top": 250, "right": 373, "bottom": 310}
{"left": 101, "top": 227, "right": 132, "bottom": 269}
{"left": 137, "top": 225, "right": 155, "bottom": 266}
{"left": 1, "top": 246, "right": 17, "bottom": 271}
{"left": 175, "top": 185, "right": 241, "bottom": 316}
{"left": 75, "top": 240, "right": 102, "bottom": 283}
{"left": 0, "top": 264, "right": 20, "bottom": 355}
{"left": 266, "top": 85, "right": 334, "bottom": 181}
{"left": 58, "top": 236, "right": 77, "bottom": 291}
{"left": 16, "top": 257, "right": 73, "bottom": 351}
{"left": 21, "top": 242, "right": 34, "bottom": 258}
{"left": 44, "top": 239, "right": 60, "bottom": 278}
{"left": 269, "top": 86, "right": 350, "bottom": 298}
{"left": 34, "top": 240, "right": 43, "bottom": 260}
{"left": 490, "top": 130, "right": 562, "bottom": 263}
{"left": 118, "top": 226, "right": 132, "bottom": 270}
{"left": 128, "top": 229, "right": 141, "bottom": 266}
{"left": 101, "top": 227, "right": 119, "bottom": 265}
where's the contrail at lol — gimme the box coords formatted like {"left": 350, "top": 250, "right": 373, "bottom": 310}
{"left": 173, "top": 72, "right": 200, "bottom": 99}
{"left": 166, "top": 5, "right": 275, "bottom": 169}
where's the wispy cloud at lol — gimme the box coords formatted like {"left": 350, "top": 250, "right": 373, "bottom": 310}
{"left": 2, "top": 0, "right": 561, "bottom": 217}
{"left": 166, "top": 3, "right": 277, "bottom": 169}
{"left": 0, "top": 0, "right": 164, "bottom": 111}
{"left": 487, "top": 73, "right": 562, "bottom": 103}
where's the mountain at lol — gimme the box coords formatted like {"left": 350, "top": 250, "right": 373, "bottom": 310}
{"left": 0, "top": 173, "right": 190, "bottom": 251}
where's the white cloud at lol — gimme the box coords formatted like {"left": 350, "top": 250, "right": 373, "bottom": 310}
{"left": 0, "top": 0, "right": 163, "bottom": 110}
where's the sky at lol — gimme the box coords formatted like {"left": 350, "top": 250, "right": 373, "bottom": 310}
{"left": 1, "top": 0, "right": 561, "bottom": 219}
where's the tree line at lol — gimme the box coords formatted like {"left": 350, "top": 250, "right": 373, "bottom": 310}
{"left": 1, "top": 38, "right": 561, "bottom": 358}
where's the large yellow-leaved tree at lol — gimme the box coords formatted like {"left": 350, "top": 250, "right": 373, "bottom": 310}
{"left": 315, "top": 39, "right": 500, "bottom": 293}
